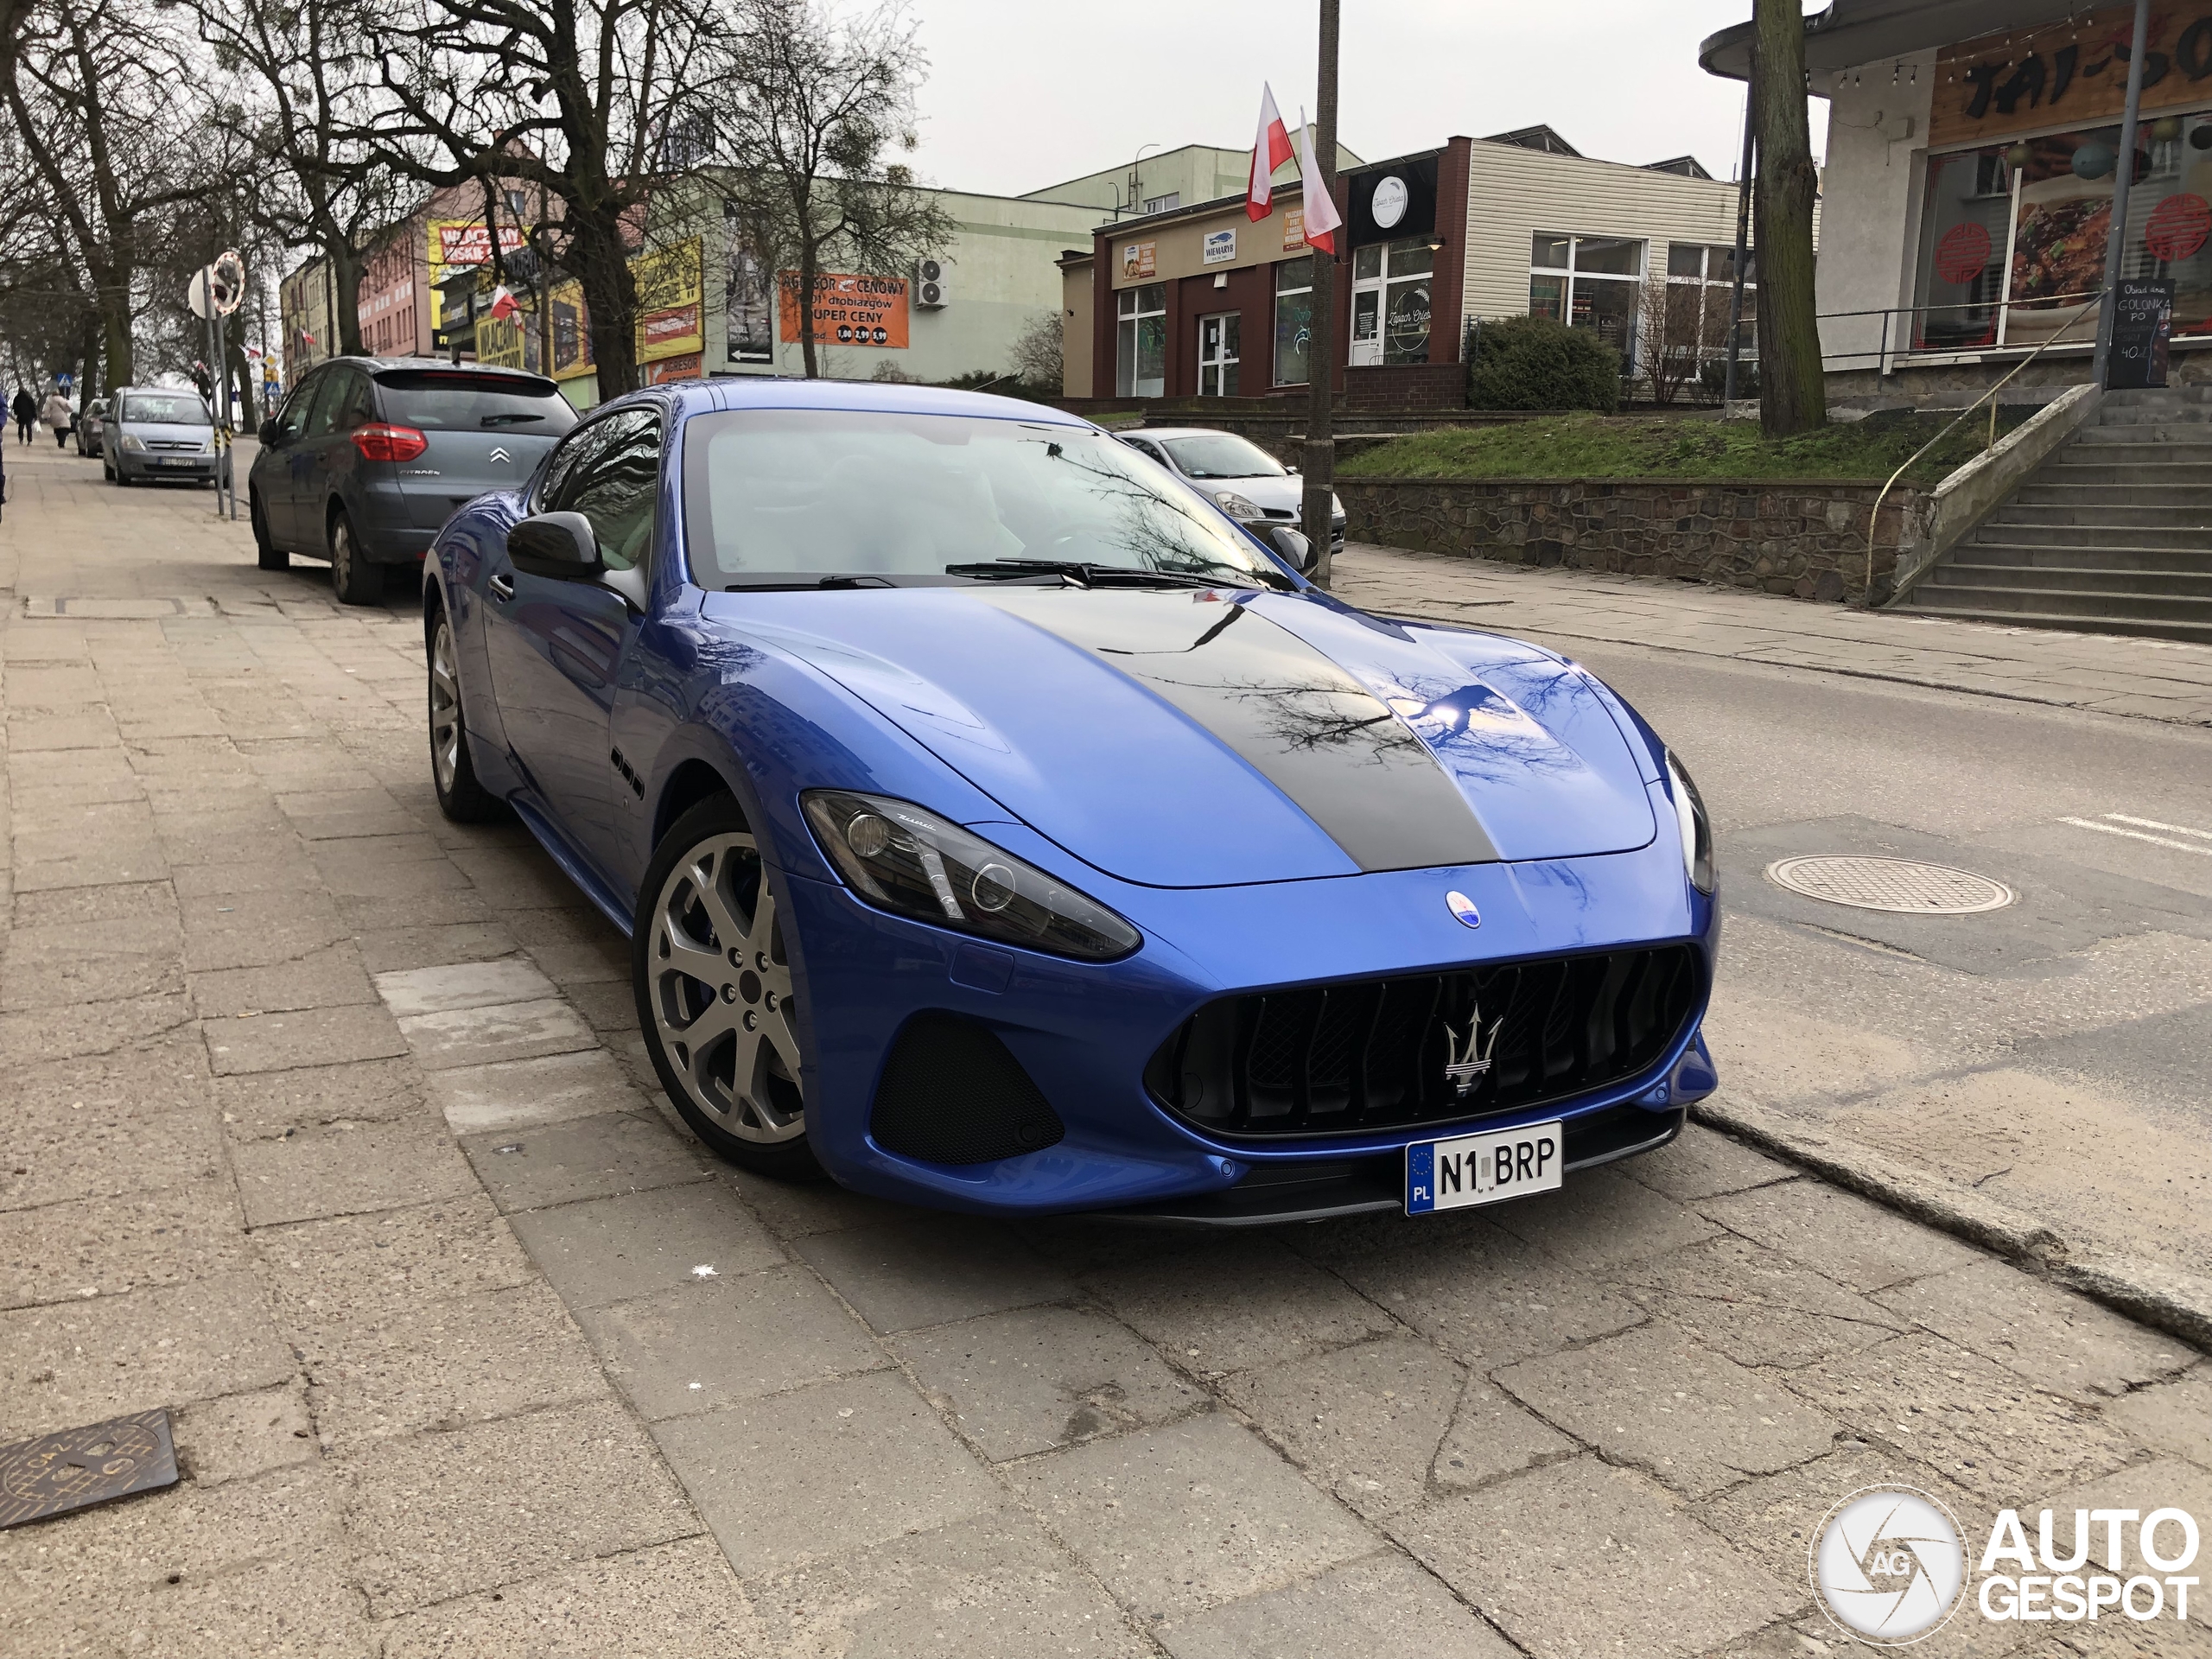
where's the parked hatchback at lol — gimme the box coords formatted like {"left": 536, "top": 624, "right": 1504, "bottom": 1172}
{"left": 1117, "top": 427, "right": 1346, "bottom": 582}
{"left": 105, "top": 388, "right": 222, "bottom": 486}
{"left": 249, "top": 357, "right": 578, "bottom": 603}
{"left": 75, "top": 397, "right": 108, "bottom": 458}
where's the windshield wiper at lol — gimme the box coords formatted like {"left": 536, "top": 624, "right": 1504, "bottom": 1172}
{"left": 945, "top": 558, "right": 1285, "bottom": 591}
{"left": 723, "top": 574, "right": 895, "bottom": 592}
{"left": 480, "top": 413, "right": 547, "bottom": 427}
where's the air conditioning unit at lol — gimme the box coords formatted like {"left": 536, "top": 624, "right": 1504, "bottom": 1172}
{"left": 914, "top": 256, "right": 950, "bottom": 308}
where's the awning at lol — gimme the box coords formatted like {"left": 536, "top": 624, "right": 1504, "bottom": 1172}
{"left": 1700, "top": 1, "right": 2088, "bottom": 81}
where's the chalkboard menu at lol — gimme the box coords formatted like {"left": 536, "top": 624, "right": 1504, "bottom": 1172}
{"left": 2107, "top": 279, "right": 2174, "bottom": 391}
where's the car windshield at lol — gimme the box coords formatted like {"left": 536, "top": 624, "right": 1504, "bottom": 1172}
{"left": 683, "top": 410, "right": 1286, "bottom": 588}
{"left": 373, "top": 371, "right": 578, "bottom": 433}
{"left": 1160, "top": 433, "right": 1287, "bottom": 480}
{"left": 119, "top": 393, "right": 208, "bottom": 425}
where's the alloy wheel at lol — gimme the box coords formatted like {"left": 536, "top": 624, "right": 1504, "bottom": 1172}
{"left": 429, "top": 619, "right": 462, "bottom": 795}
{"left": 647, "top": 831, "right": 804, "bottom": 1142}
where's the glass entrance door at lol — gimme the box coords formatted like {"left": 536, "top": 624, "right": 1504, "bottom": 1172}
{"left": 1349, "top": 245, "right": 1384, "bottom": 366}
{"left": 1198, "top": 312, "right": 1241, "bottom": 397}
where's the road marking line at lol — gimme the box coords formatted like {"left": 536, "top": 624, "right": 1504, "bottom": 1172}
{"left": 2059, "top": 817, "right": 2212, "bottom": 857}
{"left": 2103, "top": 813, "right": 2212, "bottom": 842}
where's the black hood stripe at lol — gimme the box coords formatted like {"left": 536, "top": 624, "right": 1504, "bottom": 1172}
{"left": 977, "top": 589, "right": 1497, "bottom": 872}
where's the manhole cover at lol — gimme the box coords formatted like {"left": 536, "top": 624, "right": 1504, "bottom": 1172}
{"left": 1764, "top": 855, "right": 2014, "bottom": 915}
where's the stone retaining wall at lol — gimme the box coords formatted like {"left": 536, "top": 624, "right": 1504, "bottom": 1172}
{"left": 1335, "top": 476, "right": 1930, "bottom": 606}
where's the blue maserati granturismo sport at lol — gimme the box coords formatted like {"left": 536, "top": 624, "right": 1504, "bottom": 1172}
{"left": 423, "top": 380, "right": 1719, "bottom": 1224}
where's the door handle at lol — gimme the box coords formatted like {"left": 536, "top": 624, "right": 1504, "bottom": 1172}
{"left": 488, "top": 572, "right": 516, "bottom": 601}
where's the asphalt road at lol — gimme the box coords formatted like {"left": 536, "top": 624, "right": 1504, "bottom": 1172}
{"left": 1566, "top": 639, "right": 2212, "bottom": 1281}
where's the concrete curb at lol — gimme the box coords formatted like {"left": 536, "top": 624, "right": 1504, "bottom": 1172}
{"left": 1690, "top": 1096, "right": 2212, "bottom": 1354}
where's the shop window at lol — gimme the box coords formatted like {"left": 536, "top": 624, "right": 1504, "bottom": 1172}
{"left": 1664, "top": 243, "right": 1758, "bottom": 365}
{"left": 1116, "top": 283, "right": 1166, "bottom": 397}
{"left": 1274, "top": 257, "right": 1314, "bottom": 386}
{"left": 1383, "top": 241, "right": 1434, "bottom": 363}
{"left": 1914, "top": 112, "right": 2212, "bottom": 352}
{"left": 1528, "top": 234, "right": 1647, "bottom": 365}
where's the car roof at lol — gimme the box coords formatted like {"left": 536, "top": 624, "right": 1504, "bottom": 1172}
{"left": 657, "top": 377, "right": 1093, "bottom": 429}
{"left": 1120, "top": 428, "right": 1267, "bottom": 442}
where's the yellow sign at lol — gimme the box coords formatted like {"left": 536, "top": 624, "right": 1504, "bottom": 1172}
{"left": 634, "top": 237, "right": 704, "bottom": 363}
{"left": 426, "top": 218, "right": 525, "bottom": 288}
{"left": 549, "top": 279, "right": 594, "bottom": 381}
{"left": 476, "top": 310, "right": 528, "bottom": 371}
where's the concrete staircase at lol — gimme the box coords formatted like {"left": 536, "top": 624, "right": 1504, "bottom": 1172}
{"left": 1903, "top": 386, "right": 2212, "bottom": 645}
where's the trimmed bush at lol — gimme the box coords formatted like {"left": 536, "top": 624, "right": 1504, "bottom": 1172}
{"left": 1697, "top": 358, "right": 1759, "bottom": 402}
{"left": 1466, "top": 315, "right": 1621, "bottom": 413}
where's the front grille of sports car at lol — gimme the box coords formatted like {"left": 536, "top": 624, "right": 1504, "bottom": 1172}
{"left": 1143, "top": 944, "right": 1702, "bottom": 1141}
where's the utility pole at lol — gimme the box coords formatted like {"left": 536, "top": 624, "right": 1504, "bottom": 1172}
{"left": 1301, "top": 0, "right": 1340, "bottom": 571}
{"left": 2092, "top": 0, "right": 2153, "bottom": 388}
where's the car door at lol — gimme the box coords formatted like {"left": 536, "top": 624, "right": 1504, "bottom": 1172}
{"left": 482, "top": 404, "right": 662, "bottom": 875}
{"left": 255, "top": 375, "right": 320, "bottom": 544}
{"left": 280, "top": 370, "right": 348, "bottom": 548}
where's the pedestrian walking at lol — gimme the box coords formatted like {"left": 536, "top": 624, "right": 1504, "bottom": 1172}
{"left": 41, "top": 390, "right": 73, "bottom": 449}
{"left": 10, "top": 387, "right": 34, "bottom": 445}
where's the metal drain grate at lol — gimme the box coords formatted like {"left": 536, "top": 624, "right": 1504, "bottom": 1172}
{"left": 1764, "top": 855, "right": 2015, "bottom": 916}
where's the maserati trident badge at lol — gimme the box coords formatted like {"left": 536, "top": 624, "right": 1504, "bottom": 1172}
{"left": 1444, "top": 1002, "right": 1502, "bottom": 1099}
{"left": 1446, "top": 891, "right": 1482, "bottom": 929}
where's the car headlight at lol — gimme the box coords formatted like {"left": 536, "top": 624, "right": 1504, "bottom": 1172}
{"left": 803, "top": 790, "right": 1141, "bottom": 962}
{"left": 1665, "top": 752, "right": 1717, "bottom": 895}
{"left": 1213, "top": 491, "right": 1265, "bottom": 520}
{"left": 120, "top": 434, "right": 146, "bottom": 452}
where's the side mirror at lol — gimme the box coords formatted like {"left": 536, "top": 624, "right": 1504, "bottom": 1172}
{"left": 509, "top": 510, "right": 601, "bottom": 577}
{"left": 1263, "top": 524, "right": 1319, "bottom": 575}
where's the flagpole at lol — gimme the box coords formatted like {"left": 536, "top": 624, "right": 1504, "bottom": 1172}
{"left": 1302, "top": 0, "right": 1340, "bottom": 579}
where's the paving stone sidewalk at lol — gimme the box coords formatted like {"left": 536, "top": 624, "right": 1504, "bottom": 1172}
{"left": 1, "top": 448, "right": 2205, "bottom": 1657}
{"left": 1333, "top": 543, "right": 2212, "bottom": 728}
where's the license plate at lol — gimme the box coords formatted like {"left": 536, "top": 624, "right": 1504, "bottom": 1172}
{"left": 157, "top": 457, "right": 192, "bottom": 467}
{"left": 1406, "top": 1120, "right": 1563, "bottom": 1214}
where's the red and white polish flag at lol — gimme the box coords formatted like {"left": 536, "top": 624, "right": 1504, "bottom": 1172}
{"left": 1296, "top": 109, "right": 1343, "bottom": 255}
{"left": 487, "top": 285, "right": 522, "bottom": 321}
{"left": 1246, "top": 83, "right": 1294, "bottom": 221}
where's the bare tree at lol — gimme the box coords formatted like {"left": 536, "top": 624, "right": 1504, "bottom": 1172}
{"left": 3, "top": 0, "right": 239, "bottom": 391}
{"left": 1007, "top": 308, "right": 1063, "bottom": 394}
{"left": 1634, "top": 272, "right": 1706, "bottom": 407}
{"left": 711, "top": 0, "right": 953, "bottom": 379}
{"left": 194, "top": 0, "right": 407, "bottom": 359}
{"left": 1751, "top": 0, "right": 1824, "bottom": 435}
{"left": 366, "top": 0, "right": 729, "bottom": 396}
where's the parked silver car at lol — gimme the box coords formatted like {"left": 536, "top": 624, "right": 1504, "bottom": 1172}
{"left": 75, "top": 397, "right": 108, "bottom": 458}
{"left": 1117, "top": 427, "right": 1346, "bottom": 581}
{"left": 104, "top": 388, "right": 225, "bottom": 486}
{"left": 248, "top": 357, "right": 577, "bottom": 604}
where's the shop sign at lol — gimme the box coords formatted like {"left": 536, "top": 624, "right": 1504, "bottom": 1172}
{"left": 1934, "top": 4, "right": 2212, "bottom": 146}
{"left": 1203, "top": 228, "right": 1236, "bottom": 265}
{"left": 1121, "top": 241, "right": 1157, "bottom": 278}
{"left": 777, "top": 271, "right": 911, "bottom": 346}
{"left": 1283, "top": 210, "right": 1306, "bottom": 251}
{"left": 1371, "top": 176, "right": 1409, "bottom": 229}
{"left": 426, "top": 219, "right": 525, "bottom": 286}
{"left": 643, "top": 353, "right": 703, "bottom": 385}
{"left": 634, "top": 238, "right": 705, "bottom": 362}
{"left": 2108, "top": 276, "right": 2175, "bottom": 387}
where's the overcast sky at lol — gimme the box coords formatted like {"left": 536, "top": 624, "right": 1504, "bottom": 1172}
{"left": 905, "top": 0, "right": 1831, "bottom": 200}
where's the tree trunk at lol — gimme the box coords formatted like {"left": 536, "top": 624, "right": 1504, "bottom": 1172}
{"left": 797, "top": 241, "right": 820, "bottom": 379}
{"left": 327, "top": 239, "right": 365, "bottom": 357}
{"left": 571, "top": 210, "right": 639, "bottom": 397}
{"left": 1751, "top": 0, "right": 1824, "bottom": 435}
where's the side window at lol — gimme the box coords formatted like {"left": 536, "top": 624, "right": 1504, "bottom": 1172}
{"left": 300, "top": 371, "right": 348, "bottom": 439}
{"left": 551, "top": 407, "right": 661, "bottom": 573}
{"left": 536, "top": 419, "right": 610, "bottom": 513}
{"left": 333, "top": 372, "right": 378, "bottom": 431}
{"left": 273, "top": 373, "right": 321, "bottom": 442}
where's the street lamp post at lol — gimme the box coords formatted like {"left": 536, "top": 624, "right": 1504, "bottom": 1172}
{"left": 1301, "top": 0, "right": 1340, "bottom": 567}
{"left": 2091, "top": 0, "right": 2154, "bottom": 388}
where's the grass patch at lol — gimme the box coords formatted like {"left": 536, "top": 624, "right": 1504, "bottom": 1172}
{"left": 1339, "top": 410, "right": 2029, "bottom": 486}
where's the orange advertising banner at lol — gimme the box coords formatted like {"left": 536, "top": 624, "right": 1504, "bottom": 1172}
{"left": 777, "top": 271, "right": 910, "bottom": 347}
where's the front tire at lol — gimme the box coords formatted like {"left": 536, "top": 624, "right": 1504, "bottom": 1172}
{"left": 634, "top": 797, "right": 820, "bottom": 1179}
{"left": 427, "top": 607, "right": 503, "bottom": 824}
{"left": 330, "top": 511, "right": 383, "bottom": 605}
